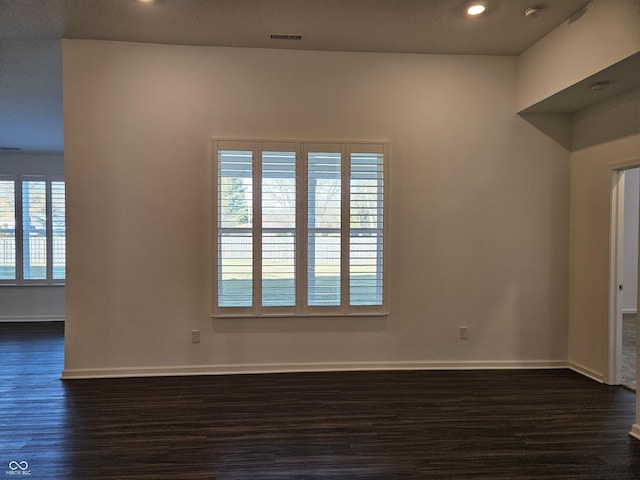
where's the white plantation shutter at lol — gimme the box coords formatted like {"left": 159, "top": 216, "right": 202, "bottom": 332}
{"left": 213, "top": 140, "right": 386, "bottom": 316}
{"left": 262, "top": 150, "right": 297, "bottom": 307}
{"left": 307, "top": 151, "right": 342, "bottom": 307}
{"left": 0, "top": 179, "right": 16, "bottom": 280}
{"left": 217, "top": 149, "right": 254, "bottom": 307}
{"left": 349, "top": 151, "right": 384, "bottom": 306}
{"left": 51, "top": 181, "right": 66, "bottom": 280}
{"left": 22, "top": 180, "right": 47, "bottom": 280}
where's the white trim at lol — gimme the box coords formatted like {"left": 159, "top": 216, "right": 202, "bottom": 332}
{"left": 253, "top": 142, "right": 262, "bottom": 313}
{"left": 61, "top": 360, "right": 568, "bottom": 380}
{"left": 608, "top": 168, "right": 625, "bottom": 385}
{"left": 341, "top": 143, "right": 350, "bottom": 312}
{"left": 609, "top": 157, "right": 640, "bottom": 171}
{"left": 569, "top": 361, "right": 605, "bottom": 383}
{"left": 623, "top": 309, "right": 638, "bottom": 314}
{"left": 0, "top": 315, "right": 64, "bottom": 322}
{"left": 629, "top": 424, "right": 640, "bottom": 441}
{"left": 608, "top": 162, "right": 640, "bottom": 386}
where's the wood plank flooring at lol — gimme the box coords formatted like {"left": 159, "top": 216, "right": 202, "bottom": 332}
{"left": 2, "top": 322, "right": 640, "bottom": 479}
{"left": 622, "top": 313, "right": 637, "bottom": 390}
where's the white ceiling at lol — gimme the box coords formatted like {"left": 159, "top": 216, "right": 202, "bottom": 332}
{"left": 0, "top": 0, "right": 593, "bottom": 153}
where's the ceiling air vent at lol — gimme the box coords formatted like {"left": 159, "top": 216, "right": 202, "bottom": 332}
{"left": 270, "top": 33, "right": 303, "bottom": 41}
{"left": 0, "top": 147, "right": 21, "bottom": 151}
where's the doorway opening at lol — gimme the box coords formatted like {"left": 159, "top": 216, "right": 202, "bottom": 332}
{"left": 610, "top": 167, "right": 639, "bottom": 390}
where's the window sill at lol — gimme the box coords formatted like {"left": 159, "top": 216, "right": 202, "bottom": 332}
{"left": 212, "top": 311, "right": 389, "bottom": 319}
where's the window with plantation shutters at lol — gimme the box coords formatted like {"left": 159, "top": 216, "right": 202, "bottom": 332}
{"left": 212, "top": 140, "right": 387, "bottom": 316}
{"left": 0, "top": 176, "right": 65, "bottom": 285}
{"left": 0, "top": 179, "right": 16, "bottom": 280}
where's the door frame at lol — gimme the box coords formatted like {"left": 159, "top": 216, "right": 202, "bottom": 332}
{"left": 608, "top": 161, "right": 640, "bottom": 385}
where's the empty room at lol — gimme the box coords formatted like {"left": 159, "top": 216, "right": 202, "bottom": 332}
{"left": 2, "top": 0, "right": 640, "bottom": 478}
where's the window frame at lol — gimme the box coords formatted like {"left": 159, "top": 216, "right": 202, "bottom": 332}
{"left": 211, "top": 139, "right": 388, "bottom": 318}
{"left": 0, "top": 174, "right": 65, "bottom": 286}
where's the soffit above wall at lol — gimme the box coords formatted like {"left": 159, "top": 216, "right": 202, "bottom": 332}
{"left": 520, "top": 47, "right": 640, "bottom": 115}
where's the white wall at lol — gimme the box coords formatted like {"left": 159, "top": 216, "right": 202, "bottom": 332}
{"left": 0, "top": 153, "right": 65, "bottom": 321}
{"left": 623, "top": 168, "right": 639, "bottom": 313}
{"left": 517, "top": 0, "right": 640, "bottom": 111}
{"left": 62, "top": 40, "right": 570, "bottom": 378}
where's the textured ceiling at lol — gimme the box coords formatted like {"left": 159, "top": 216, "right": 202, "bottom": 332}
{"left": 0, "top": 0, "right": 592, "bottom": 153}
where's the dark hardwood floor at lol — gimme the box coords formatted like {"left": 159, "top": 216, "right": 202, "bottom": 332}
{"left": 2, "top": 322, "right": 640, "bottom": 479}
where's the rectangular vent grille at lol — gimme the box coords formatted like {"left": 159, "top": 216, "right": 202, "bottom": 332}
{"left": 270, "top": 33, "right": 303, "bottom": 41}
{"left": 0, "top": 147, "right": 21, "bottom": 151}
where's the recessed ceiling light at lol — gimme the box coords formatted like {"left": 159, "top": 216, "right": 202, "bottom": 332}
{"left": 467, "top": 3, "right": 487, "bottom": 16}
{"left": 137, "top": 0, "right": 154, "bottom": 3}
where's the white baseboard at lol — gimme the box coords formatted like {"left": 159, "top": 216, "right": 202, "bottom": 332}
{"left": 0, "top": 315, "right": 64, "bottom": 322}
{"left": 623, "top": 309, "right": 638, "bottom": 314}
{"left": 569, "top": 361, "right": 604, "bottom": 383}
{"left": 630, "top": 424, "right": 640, "bottom": 441}
{"left": 62, "top": 359, "right": 569, "bottom": 380}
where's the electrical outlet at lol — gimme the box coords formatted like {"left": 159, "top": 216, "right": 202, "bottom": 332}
{"left": 459, "top": 326, "right": 468, "bottom": 340}
{"left": 191, "top": 330, "right": 201, "bottom": 344}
